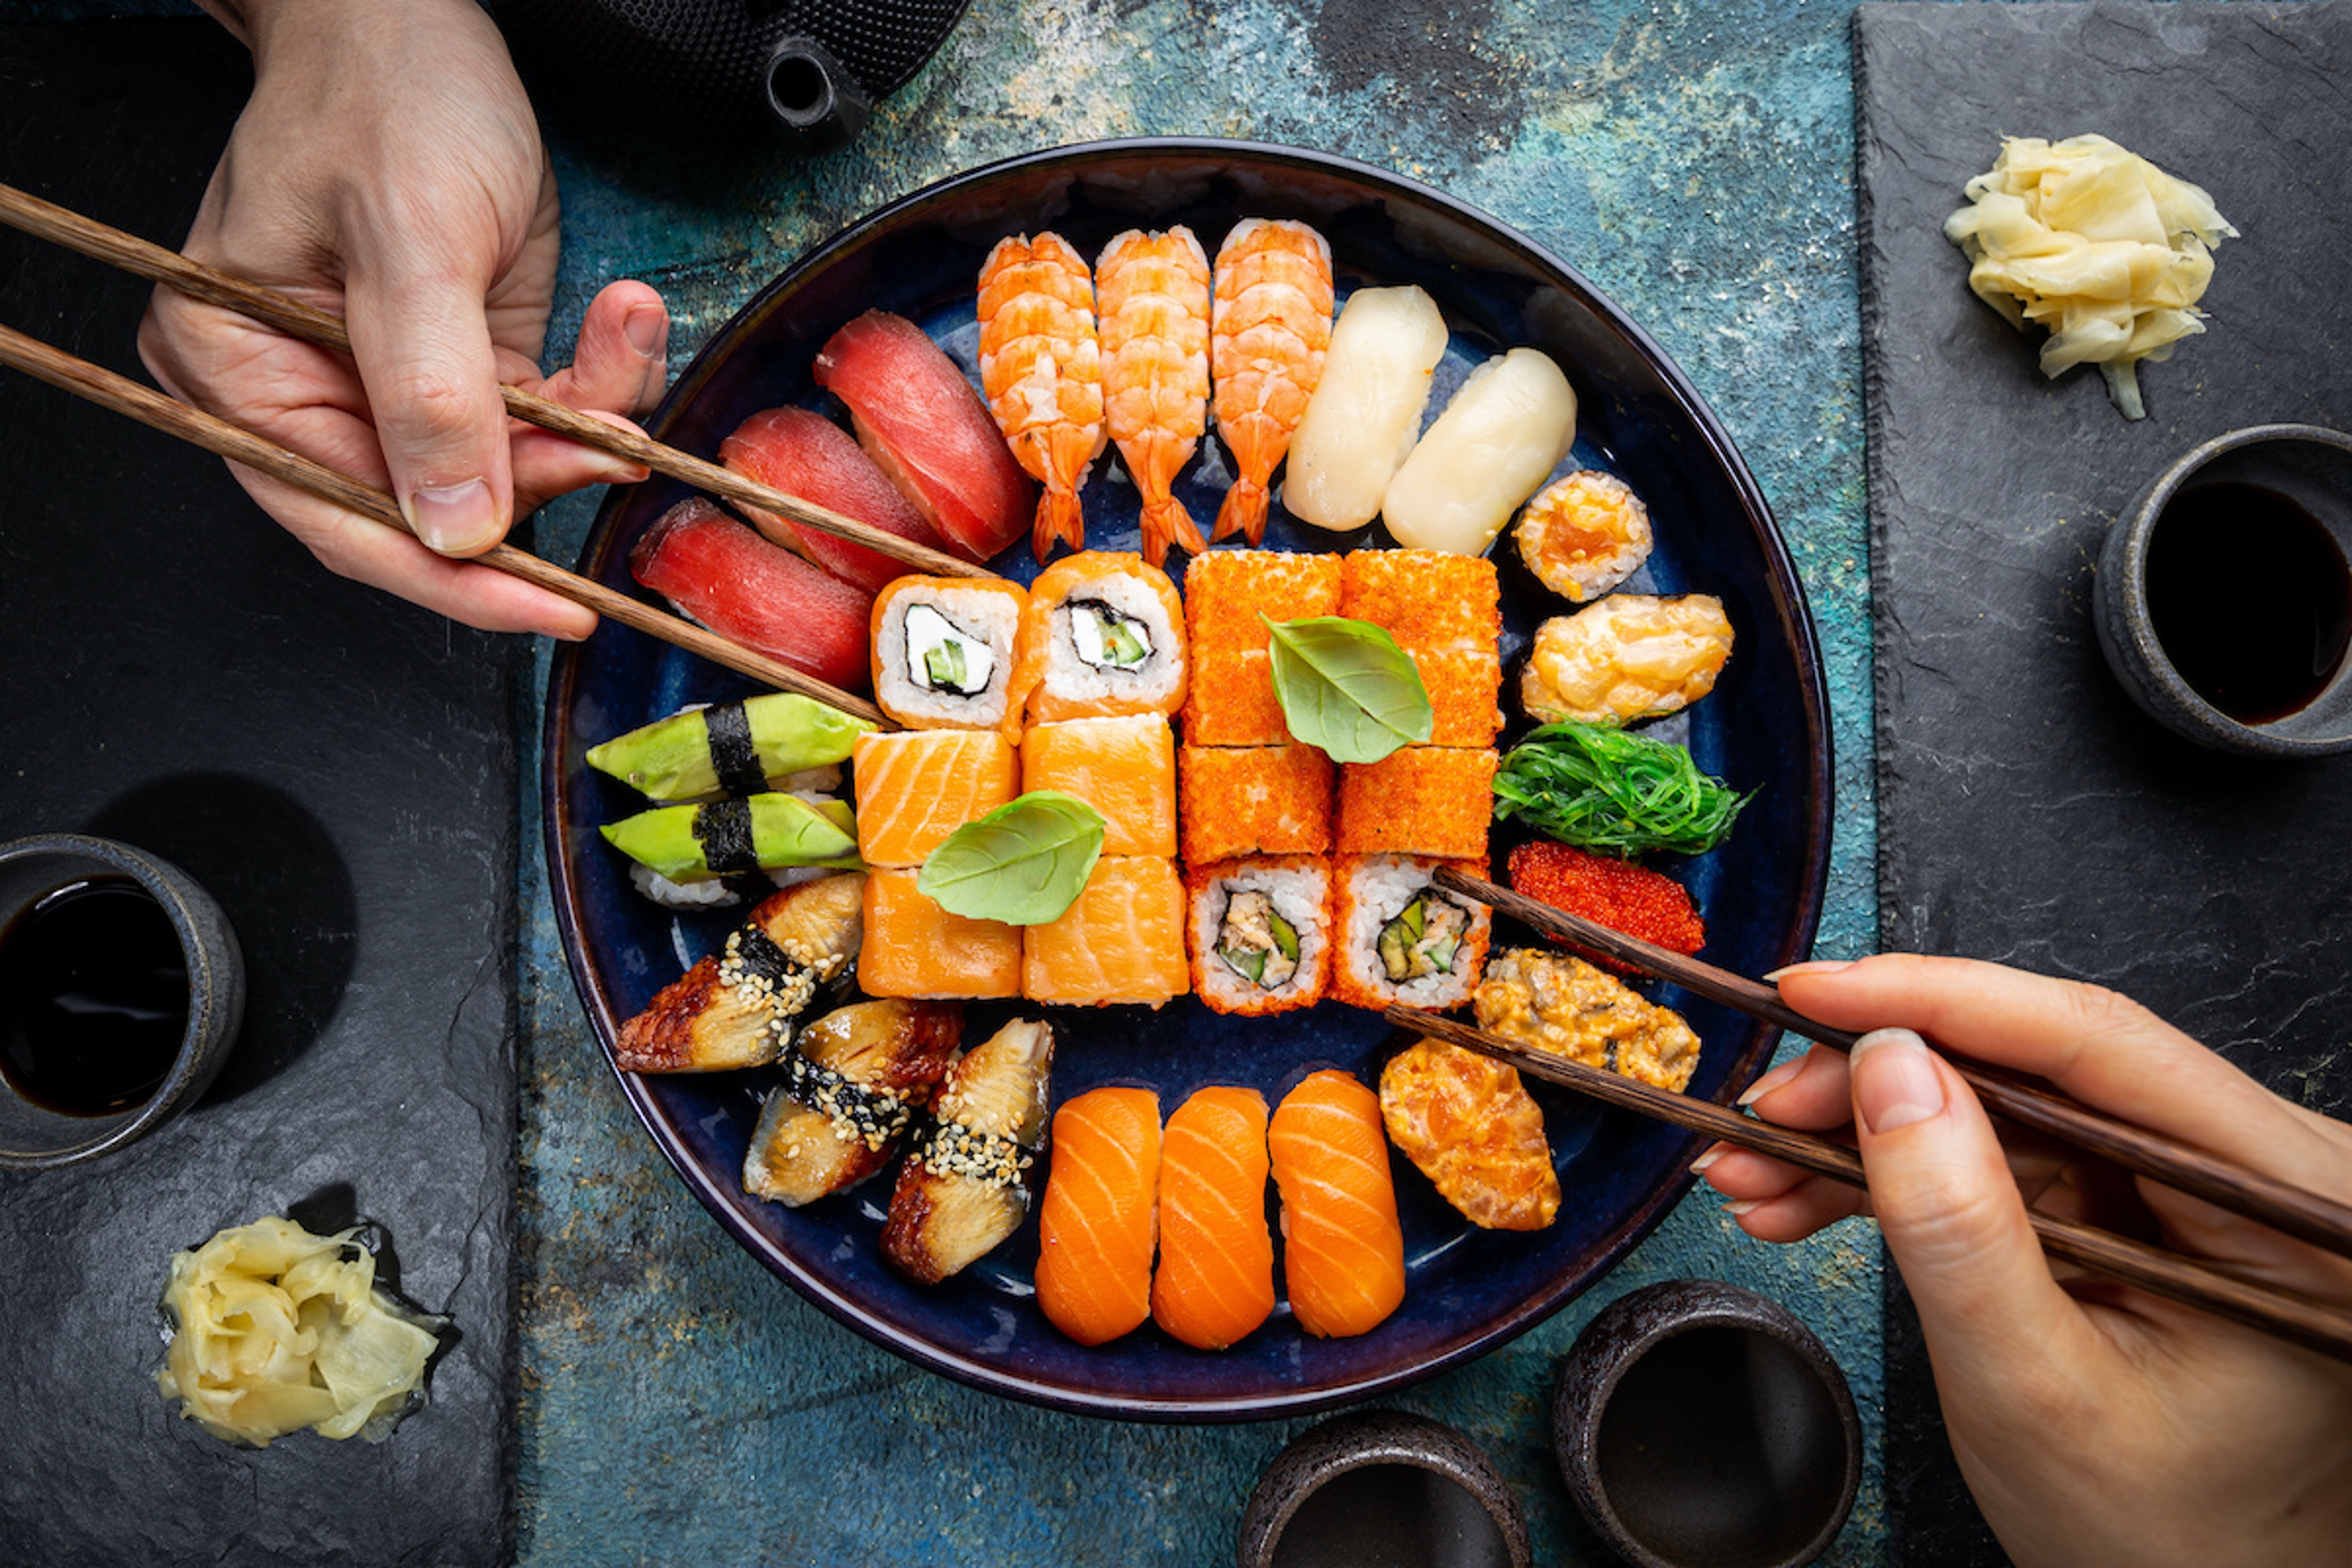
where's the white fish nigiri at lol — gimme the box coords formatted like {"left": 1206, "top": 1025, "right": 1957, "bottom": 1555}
{"left": 1382, "top": 347, "right": 1577, "bottom": 555}
{"left": 1281, "top": 285, "right": 1449, "bottom": 532}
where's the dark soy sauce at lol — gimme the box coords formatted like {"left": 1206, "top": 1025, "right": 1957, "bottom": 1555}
{"left": 2146, "top": 481, "right": 2352, "bottom": 724}
{"left": 0, "top": 876, "right": 189, "bottom": 1116}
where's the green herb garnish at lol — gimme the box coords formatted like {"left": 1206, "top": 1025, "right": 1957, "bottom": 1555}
{"left": 1491, "top": 720, "right": 1749, "bottom": 856}
{"left": 1262, "top": 614, "right": 1434, "bottom": 764}
{"left": 916, "top": 790, "right": 1106, "bottom": 924}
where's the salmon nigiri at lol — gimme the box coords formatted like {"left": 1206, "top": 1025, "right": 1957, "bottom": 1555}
{"left": 1210, "top": 219, "right": 1334, "bottom": 545}
{"left": 978, "top": 234, "right": 1107, "bottom": 564}
{"left": 1035, "top": 1087, "right": 1163, "bottom": 1346}
{"left": 1268, "top": 1070, "right": 1406, "bottom": 1338}
{"left": 1150, "top": 1085, "right": 1274, "bottom": 1351}
{"left": 1097, "top": 228, "right": 1212, "bottom": 567}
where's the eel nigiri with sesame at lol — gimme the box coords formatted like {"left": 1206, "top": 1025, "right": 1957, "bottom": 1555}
{"left": 1035, "top": 1087, "right": 1163, "bottom": 1346}
{"left": 1150, "top": 1085, "right": 1275, "bottom": 1351}
{"left": 882, "top": 1017, "right": 1057, "bottom": 1284}
{"left": 1268, "top": 1070, "right": 1406, "bottom": 1338}
{"left": 740, "top": 997, "right": 963, "bottom": 1207}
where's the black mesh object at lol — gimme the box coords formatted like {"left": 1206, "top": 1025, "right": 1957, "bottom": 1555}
{"left": 486, "top": 0, "right": 974, "bottom": 147}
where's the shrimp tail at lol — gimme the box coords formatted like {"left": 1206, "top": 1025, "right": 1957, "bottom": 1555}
{"left": 1139, "top": 496, "right": 1207, "bottom": 567}
{"left": 1212, "top": 478, "right": 1270, "bottom": 546}
{"left": 1033, "top": 485, "right": 1086, "bottom": 564}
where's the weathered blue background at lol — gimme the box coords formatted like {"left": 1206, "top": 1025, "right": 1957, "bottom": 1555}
{"left": 32, "top": 0, "right": 1893, "bottom": 1560}
{"left": 514, "top": 2, "right": 1885, "bottom": 1563}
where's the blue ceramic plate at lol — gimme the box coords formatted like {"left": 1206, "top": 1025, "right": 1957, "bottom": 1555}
{"left": 545, "top": 138, "right": 1831, "bottom": 1420}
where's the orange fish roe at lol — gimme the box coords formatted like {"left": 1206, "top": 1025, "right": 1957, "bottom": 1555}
{"left": 1180, "top": 648, "right": 1289, "bottom": 745}
{"left": 1184, "top": 550, "right": 1341, "bottom": 651}
{"left": 1340, "top": 550, "right": 1499, "bottom": 655}
{"left": 1506, "top": 839, "right": 1705, "bottom": 965}
{"left": 1336, "top": 747, "right": 1498, "bottom": 861}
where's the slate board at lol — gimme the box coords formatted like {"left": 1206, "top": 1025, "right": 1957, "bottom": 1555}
{"left": 1854, "top": 3, "right": 2352, "bottom": 1560}
{"left": 0, "top": 21, "right": 518, "bottom": 1565}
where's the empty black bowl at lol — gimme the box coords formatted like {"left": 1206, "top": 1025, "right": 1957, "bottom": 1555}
{"left": 1552, "top": 1279, "right": 1860, "bottom": 1568}
{"left": 1237, "top": 1408, "right": 1531, "bottom": 1568}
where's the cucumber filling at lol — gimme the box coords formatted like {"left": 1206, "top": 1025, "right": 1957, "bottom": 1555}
{"left": 1378, "top": 892, "right": 1468, "bottom": 982}
{"left": 1068, "top": 598, "right": 1152, "bottom": 671}
{"left": 903, "top": 602, "right": 994, "bottom": 696}
{"left": 1216, "top": 890, "right": 1300, "bottom": 990}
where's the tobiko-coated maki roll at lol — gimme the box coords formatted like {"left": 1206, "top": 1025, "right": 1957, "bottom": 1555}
{"left": 1178, "top": 743, "right": 1334, "bottom": 864}
{"left": 614, "top": 873, "right": 865, "bottom": 1073}
{"left": 1335, "top": 747, "right": 1499, "bottom": 861}
{"left": 1186, "top": 856, "right": 1330, "bottom": 1017}
{"left": 883, "top": 1017, "right": 1057, "bottom": 1284}
{"left": 870, "top": 576, "right": 1037, "bottom": 741}
{"left": 741, "top": 998, "right": 963, "bottom": 1207}
{"left": 1022, "top": 552, "right": 1188, "bottom": 723}
{"left": 1330, "top": 855, "right": 1491, "bottom": 1011}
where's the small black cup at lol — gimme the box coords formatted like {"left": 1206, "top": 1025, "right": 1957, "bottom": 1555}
{"left": 1553, "top": 1280, "right": 1860, "bottom": 1568}
{"left": 1237, "top": 1408, "right": 1531, "bottom": 1568}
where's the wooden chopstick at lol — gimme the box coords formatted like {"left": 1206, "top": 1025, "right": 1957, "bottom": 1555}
{"left": 0, "top": 318, "right": 887, "bottom": 724}
{"left": 1433, "top": 865, "right": 2352, "bottom": 1261}
{"left": 0, "top": 180, "right": 993, "bottom": 584}
{"left": 1384, "top": 1006, "right": 2352, "bottom": 1365}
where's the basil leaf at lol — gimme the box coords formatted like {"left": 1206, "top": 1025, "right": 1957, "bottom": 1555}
{"left": 916, "top": 790, "right": 1106, "bottom": 924}
{"left": 1261, "top": 614, "right": 1434, "bottom": 764}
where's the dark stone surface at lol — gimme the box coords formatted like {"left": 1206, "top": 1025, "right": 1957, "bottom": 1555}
{"left": 1855, "top": 4, "right": 2352, "bottom": 1563}
{"left": 0, "top": 22, "right": 518, "bottom": 1565}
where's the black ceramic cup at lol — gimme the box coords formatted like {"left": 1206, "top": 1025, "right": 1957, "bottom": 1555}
{"left": 2094, "top": 424, "right": 2352, "bottom": 758}
{"left": 1553, "top": 1279, "right": 1860, "bottom": 1568}
{"left": 0, "top": 834, "right": 244, "bottom": 1170}
{"left": 1237, "top": 1408, "right": 1532, "bottom": 1568}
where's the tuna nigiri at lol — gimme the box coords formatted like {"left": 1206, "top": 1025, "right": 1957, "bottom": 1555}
{"left": 629, "top": 498, "right": 872, "bottom": 692}
{"left": 720, "top": 406, "right": 951, "bottom": 595}
{"left": 1210, "top": 219, "right": 1334, "bottom": 545}
{"left": 1268, "top": 1071, "right": 1406, "bottom": 1338}
{"left": 813, "top": 311, "right": 1035, "bottom": 563}
{"left": 977, "top": 235, "right": 1108, "bottom": 562}
{"left": 1096, "top": 228, "right": 1212, "bottom": 567}
{"left": 1035, "top": 1087, "right": 1163, "bottom": 1346}
{"left": 1150, "top": 1085, "right": 1275, "bottom": 1351}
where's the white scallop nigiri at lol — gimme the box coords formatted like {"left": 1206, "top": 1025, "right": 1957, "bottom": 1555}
{"left": 1381, "top": 347, "right": 1577, "bottom": 555}
{"left": 1281, "top": 285, "right": 1449, "bottom": 532}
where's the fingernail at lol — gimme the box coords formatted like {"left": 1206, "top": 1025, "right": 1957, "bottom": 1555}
{"left": 625, "top": 304, "right": 668, "bottom": 360}
{"left": 1850, "top": 1027, "right": 1946, "bottom": 1135}
{"left": 1689, "top": 1147, "right": 1725, "bottom": 1176}
{"left": 1765, "top": 959, "right": 1855, "bottom": 981}
{"left": 1721, "top": 1199, "right": 1760, "bottom": 1217}
{"left": 405, "top": 478, "right": 498, "bottom": 554}
{"left": 1736, "top": 1056, "right": 1804, "bottom": 1107}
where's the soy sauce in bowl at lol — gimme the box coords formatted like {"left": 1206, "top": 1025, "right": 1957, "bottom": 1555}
{"left": 2145, "top": 481, "right": 2352, "bottom": 725}
{"left": 0, "top": 875, "right": 190, "bottom": 1117}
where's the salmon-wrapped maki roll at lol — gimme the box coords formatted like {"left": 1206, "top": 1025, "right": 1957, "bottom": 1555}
{"left": 1022, "top": 551, "right": 1188, "bottom": 723}
{"left": 740, "top": 998, "right": 962, "bottom": 1206}
{"left": 1151, "top": 1086, "right": 1275, "bottom": 1351}
{"left": 614, "top": 873, "right": 864, "bottom": 1072}
{"left": 1270, "top": 1070, "right": 1406, "bottom": 1338}
{"left": 851, "top": 729, "right": 1019, "bottom": 867}
{"left": 1186, "top": 856, "right": 1330, "bottom": 1017}
{"left": 1024, "top": 857, "right": 1188, "bottom": 1008}
{"left": 1022, "top": 715, "right": 1177, "bottom": 858}
{"left": 859, "top": 869, "right": 1022, "bottom": 1000}
{"left": 1035, "top": 1087, "right": 1163, "bottom": 1346}
{"left": 883, "top": 1017, "right": 1056, "bottom": 1284}
{"left": 871, "top": 576, "right": 1037, "bottom": 742}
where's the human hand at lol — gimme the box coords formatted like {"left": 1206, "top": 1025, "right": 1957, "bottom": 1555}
{"left": 139, "top": 0, "right": 670, "bottom": 638}
{"left": 1698, "top": 954, "right": 2352, "bottom": 1568}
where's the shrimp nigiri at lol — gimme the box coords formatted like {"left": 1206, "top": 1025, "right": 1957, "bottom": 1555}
{"left": 978, "top": 235, "right": 1108, "bottom": 564}
{"left": 1096, "top": 227, "right": 1212, "bottom": 567}
{"left": 1210, "top": 219, "right": 1334, "bottom": 545}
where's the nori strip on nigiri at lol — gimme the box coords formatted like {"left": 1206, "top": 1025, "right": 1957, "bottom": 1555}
{"left": 601, "top": 794, "right": 861, "bottom": 892}
{"left": 587, "top": 693, "right": 875, "bottom": 803}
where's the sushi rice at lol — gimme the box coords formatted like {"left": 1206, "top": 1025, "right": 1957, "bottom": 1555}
{"left": 873, "top": 581, "right": 1028, "bottom": 733}
{"left": 1333, "top": 854, "right": 1491, "bottom": 1010}
{"left": 1188, "top": 858, "right": 1330, "bottom": 1017}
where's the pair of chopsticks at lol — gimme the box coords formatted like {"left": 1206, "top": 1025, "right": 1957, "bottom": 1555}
{"left": 1385, "top": 867, "right": 2352, "bottom": 1366}
{"left": 0, "top": 181, "right": 1000, "bottom": 727}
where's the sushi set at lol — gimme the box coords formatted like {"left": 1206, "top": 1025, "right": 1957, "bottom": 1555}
{"left": 546, "top": 139, "right": 1833, "bottom": 1419}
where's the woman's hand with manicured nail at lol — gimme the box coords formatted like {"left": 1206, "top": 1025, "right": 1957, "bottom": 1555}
{"left": 1698, "top": 953, "right": 2352, "bottom": 1568}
